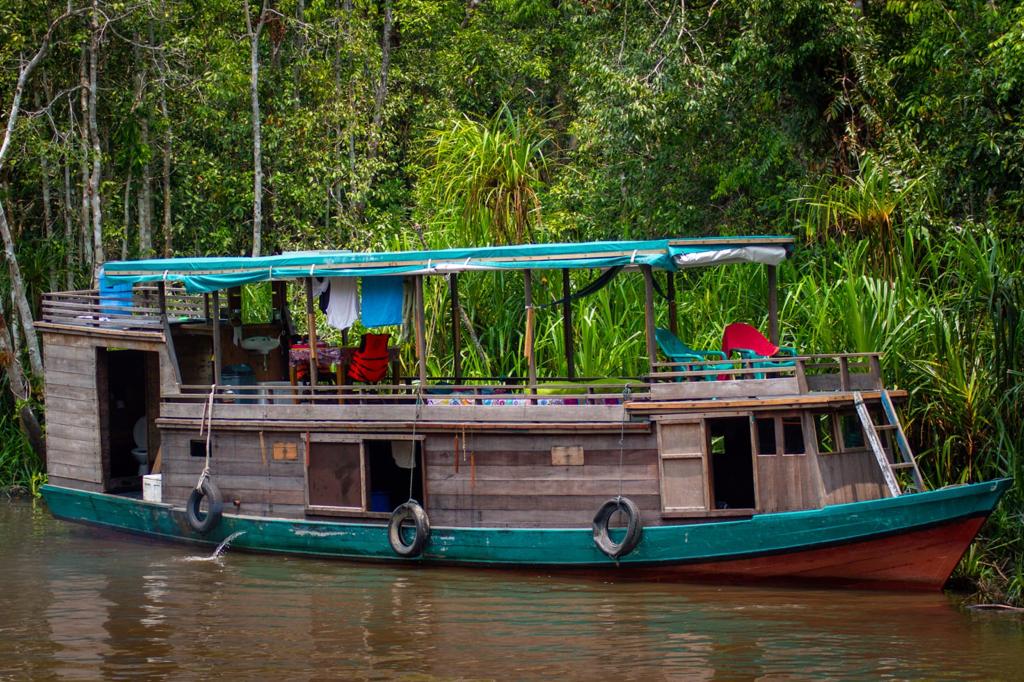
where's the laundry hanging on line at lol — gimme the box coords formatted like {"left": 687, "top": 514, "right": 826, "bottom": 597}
{"left": 361, "top": 276, "right": 405, "bottom": 328}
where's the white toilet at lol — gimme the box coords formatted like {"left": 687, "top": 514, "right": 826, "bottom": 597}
{"left": 131, "top": 417, "right": 148, "bottom": 476}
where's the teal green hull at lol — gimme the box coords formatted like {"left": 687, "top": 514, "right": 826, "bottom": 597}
{"left": 41, "top": 479, "right": 1010, "bottom": 588}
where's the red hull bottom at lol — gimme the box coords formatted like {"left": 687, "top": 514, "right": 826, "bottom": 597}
{"left": 626, "top": 515, "right": 987, "bottom": 591}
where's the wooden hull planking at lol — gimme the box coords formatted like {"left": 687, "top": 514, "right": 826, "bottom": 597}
{"left": 40, "top": 478, "right": 1010, "bottom": 591}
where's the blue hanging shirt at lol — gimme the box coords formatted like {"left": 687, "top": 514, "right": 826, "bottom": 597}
{"left": 360, "top": 276, "right": 405, "bottom": 328}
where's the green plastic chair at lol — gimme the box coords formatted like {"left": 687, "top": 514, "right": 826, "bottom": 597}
{"left": 654, "top": 327, "right": 731, "bottom": 381}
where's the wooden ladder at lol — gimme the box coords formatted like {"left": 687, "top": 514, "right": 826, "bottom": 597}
{"left": 853, "top": 390, "right": 925, "bottom": 497}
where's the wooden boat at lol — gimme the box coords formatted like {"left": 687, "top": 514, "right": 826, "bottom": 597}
{"left": 38, "top": 237, "right": 1010, "bottom": 590}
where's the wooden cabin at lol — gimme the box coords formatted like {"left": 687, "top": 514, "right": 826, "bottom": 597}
{"left": 37, "top": 237, "right": 916, "bottom": 530}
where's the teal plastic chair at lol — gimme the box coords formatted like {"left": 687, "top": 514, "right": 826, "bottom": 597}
{"left": 654, "top": 328, "right": 731, "bottom": 381}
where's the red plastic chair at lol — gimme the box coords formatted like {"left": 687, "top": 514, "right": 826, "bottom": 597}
{"left": 721, "top": 322, "right": 797, "bottom": 379}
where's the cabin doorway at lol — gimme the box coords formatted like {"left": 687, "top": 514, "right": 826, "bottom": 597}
{"left": 97, "top": 348, "right": 160, "bottom": 492}
{"left": 706, "top": 417, "right": 757, "bottom": 510}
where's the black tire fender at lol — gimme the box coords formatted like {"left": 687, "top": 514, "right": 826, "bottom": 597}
{"left": 592, "top": 496, "right": 643, "bottom": 559}
{"left": 186, "top": 477, "right": 224, "bottom": 535}
{"left": 388, "top": 501, "right": 430, "bottom": 557}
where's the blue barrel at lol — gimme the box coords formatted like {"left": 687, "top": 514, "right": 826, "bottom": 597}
{"left": 221, "top": 364, "right": 258, "bottom": 403}
{"left": 370, "top": 491, "right": 392, "bottom": 512}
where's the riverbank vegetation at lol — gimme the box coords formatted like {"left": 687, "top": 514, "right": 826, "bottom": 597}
{"left": 1, "top": 0, "right": 1022, "bottom": 601}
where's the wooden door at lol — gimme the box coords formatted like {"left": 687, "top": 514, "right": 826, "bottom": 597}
{"left": 656, "top": 420, "right": 708, "bottom": 512}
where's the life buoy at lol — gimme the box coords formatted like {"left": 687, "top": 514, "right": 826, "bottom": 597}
{"left": 388, "top": 501, "right": 430, "bottom": 557}
{"left": 186, "top": 477, "right": 224, "bottom": 534}
{"left": 592, "top": 496, "right": 643, "bottom": 559}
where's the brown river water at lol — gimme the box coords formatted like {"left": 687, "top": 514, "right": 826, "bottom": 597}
{"left": 2, "top": 500, "right": 1022, "bottom": 681}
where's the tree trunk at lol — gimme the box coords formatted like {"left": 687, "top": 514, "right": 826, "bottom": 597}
{"left": 367, "top": 0, "right": 392, "bottom": 161}
{"left": 79, "top": 51, "right": 93, "bottom": 272}
{"left": 122, "top": 167, "right": 131, "bottom": 259}
{"left": 39, "top": 138, "right": 57, "bottom": 292}
{"left": 245, "top": 0, "right": 269, "bottom": 257}
{"left": 62, "top": 142, "right": 76, "bottom": 288}
{"left": 88, "top": 0, "right": 105, "bottom": 285}
{"left": 153, "top": 3, "right": 173, "bottom": 257}
{"left": 138, "top": 116, "right": 152, "bottom": 256}
{"left": 0, "top": 309, "right": 45, "bottom": 463}
{"left": 0, "top": 199, "right": 43, "bottom": 377}
{"left": 134, "top": 36, "right": 152, "bottom": 257}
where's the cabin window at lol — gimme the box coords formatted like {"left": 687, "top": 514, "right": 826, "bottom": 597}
{"left": 190, "top": 440, "right": 208, "bottom": 458}
{"left": 705, "top": 417, "right": 757, "bottom": 510}
{"left": 307, "top": 441, "right": 364, "bottom": 509}
{"left": 306, "top": 436, "right": 424, "bottom": 514}
{"left": 782, "top": 417, "right": 805, "bottom": 455}
{"left": 755, "top": 418, "right": 777, "bottom": 455}
{"left": 815, "top": 413, "right": 836, "bottom": 454}
{"left": 839, "top": 412, "right": 865, "bottom": 450}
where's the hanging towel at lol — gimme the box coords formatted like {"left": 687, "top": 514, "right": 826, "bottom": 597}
{"left": 325, "top": 277, "right": 359, "bottom": 331}
{"left": 361, "top": 276, "right": 404, "bottom": 328}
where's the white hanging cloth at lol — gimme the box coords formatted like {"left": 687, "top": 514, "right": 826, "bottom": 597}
{"left": 325, "top": 277, "right": 359, "bottom": 331}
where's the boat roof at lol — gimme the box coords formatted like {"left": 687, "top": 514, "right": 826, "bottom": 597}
{"left": 101, "top": 236, "right": 794, "bottom": 293}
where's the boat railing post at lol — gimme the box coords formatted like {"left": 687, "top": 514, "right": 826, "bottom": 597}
{"left": 524, "top": 269, "right": 537, "bottom": 397}
{"left": 414, "top": 275, "right": 427, "bottom": 386}
{"left": 305, "top": 277, "right": 319, "bottom": 390}
{"left": 450, "top": 273, "right": 462, "bottom": 383}
{"left": 767, "top": 264, "right": 779, "bottom": 346}
{"left": 667, "top": 271, "right": 678, "bottom": 336}
{"left": 561, "top": 268, "right": 574, "bottom": 380}
{"left": 642, "top": 265, "right": 657, "bottom": 378}
{"left": 211, "top": 289, "right": 222, "bottom": 386}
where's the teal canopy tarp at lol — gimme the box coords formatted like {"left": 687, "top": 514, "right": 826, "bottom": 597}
{"left": 101, "top": 237, "right": 792, "bottom": 293}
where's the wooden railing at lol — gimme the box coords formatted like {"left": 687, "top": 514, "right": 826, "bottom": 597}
{"left": 40, "top": 286, "right": 205, "bottom": 335}
{"left": 166, "top": 379, "right": 652, "bottom": 406}
{"left": 649, "top": 352, "right": 884, "bottom": 399}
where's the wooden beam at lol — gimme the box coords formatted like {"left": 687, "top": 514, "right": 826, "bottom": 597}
{"left": 157, "top": 282, "right": 183, "bottom": 386}
{"left": 667, "top": 271, "right": 677, "bottom": 335}
{"left": 767, "top": 264, "right": 778, "bottom": 345}
{"left": 414, "top": 275, "right": 427, "bottom": 385}
{"left": 524, "top": 270, "right": 537, "bottom": 392}
{"left": 449, "top": 273, "right": 461, "bottom": 383}
{"left": 305, "top": 277, "right": 318, "bottom": 387}
{"left": 561, "top": 268, "right": 574, "bottom": 380}
{"left": 642, "top": 265, "right": 657, "bottom": 376}
{"left": 211, "top": 289, "right": 222, "bottom": 385}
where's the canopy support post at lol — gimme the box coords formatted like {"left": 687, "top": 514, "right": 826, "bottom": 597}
{"left": 305, "top": 277, "right": 318, "bottom": 387}
{"left": 211, "top": 289, "right": 222, "bottom": 386}
{"left": 414, "top": 275, "right": 427, "bottom": 386}
{"left": 642, "top": 265, "right": 657, "bottom": 377}
{"left": 667, "top": 272, "right": 677, "bottom": 335}
{"left": 561, "top": 268, "right": 574, "bottom": 380}
{"left": 524, "top": 270, "right": 537, "bottom": 393}
{"left": 449, "top": 273, "right": 461, "bottom": 383}
{"left": 767, "top": 264, "right": 778, "bottom": 345}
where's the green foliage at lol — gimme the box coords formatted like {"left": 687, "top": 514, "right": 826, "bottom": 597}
{"left": 418, "top": 106, "right": 550, "bottom": 246}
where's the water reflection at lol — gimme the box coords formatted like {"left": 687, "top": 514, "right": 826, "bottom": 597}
{"left": 1, "top": 500, "right": 1022, "bottom": 680}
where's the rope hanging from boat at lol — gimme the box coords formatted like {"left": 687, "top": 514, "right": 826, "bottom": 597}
{"left": 407, "top": 385, "right": 423, "bottom": 503}
{"left": 187, "top": 383, "right": 224, "bottom": 534}
{"left": 618, "top": 385, "right": 631, "bottom": 499}
{"left": 197, "top": 383, "right": 217, "bottom": 490}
